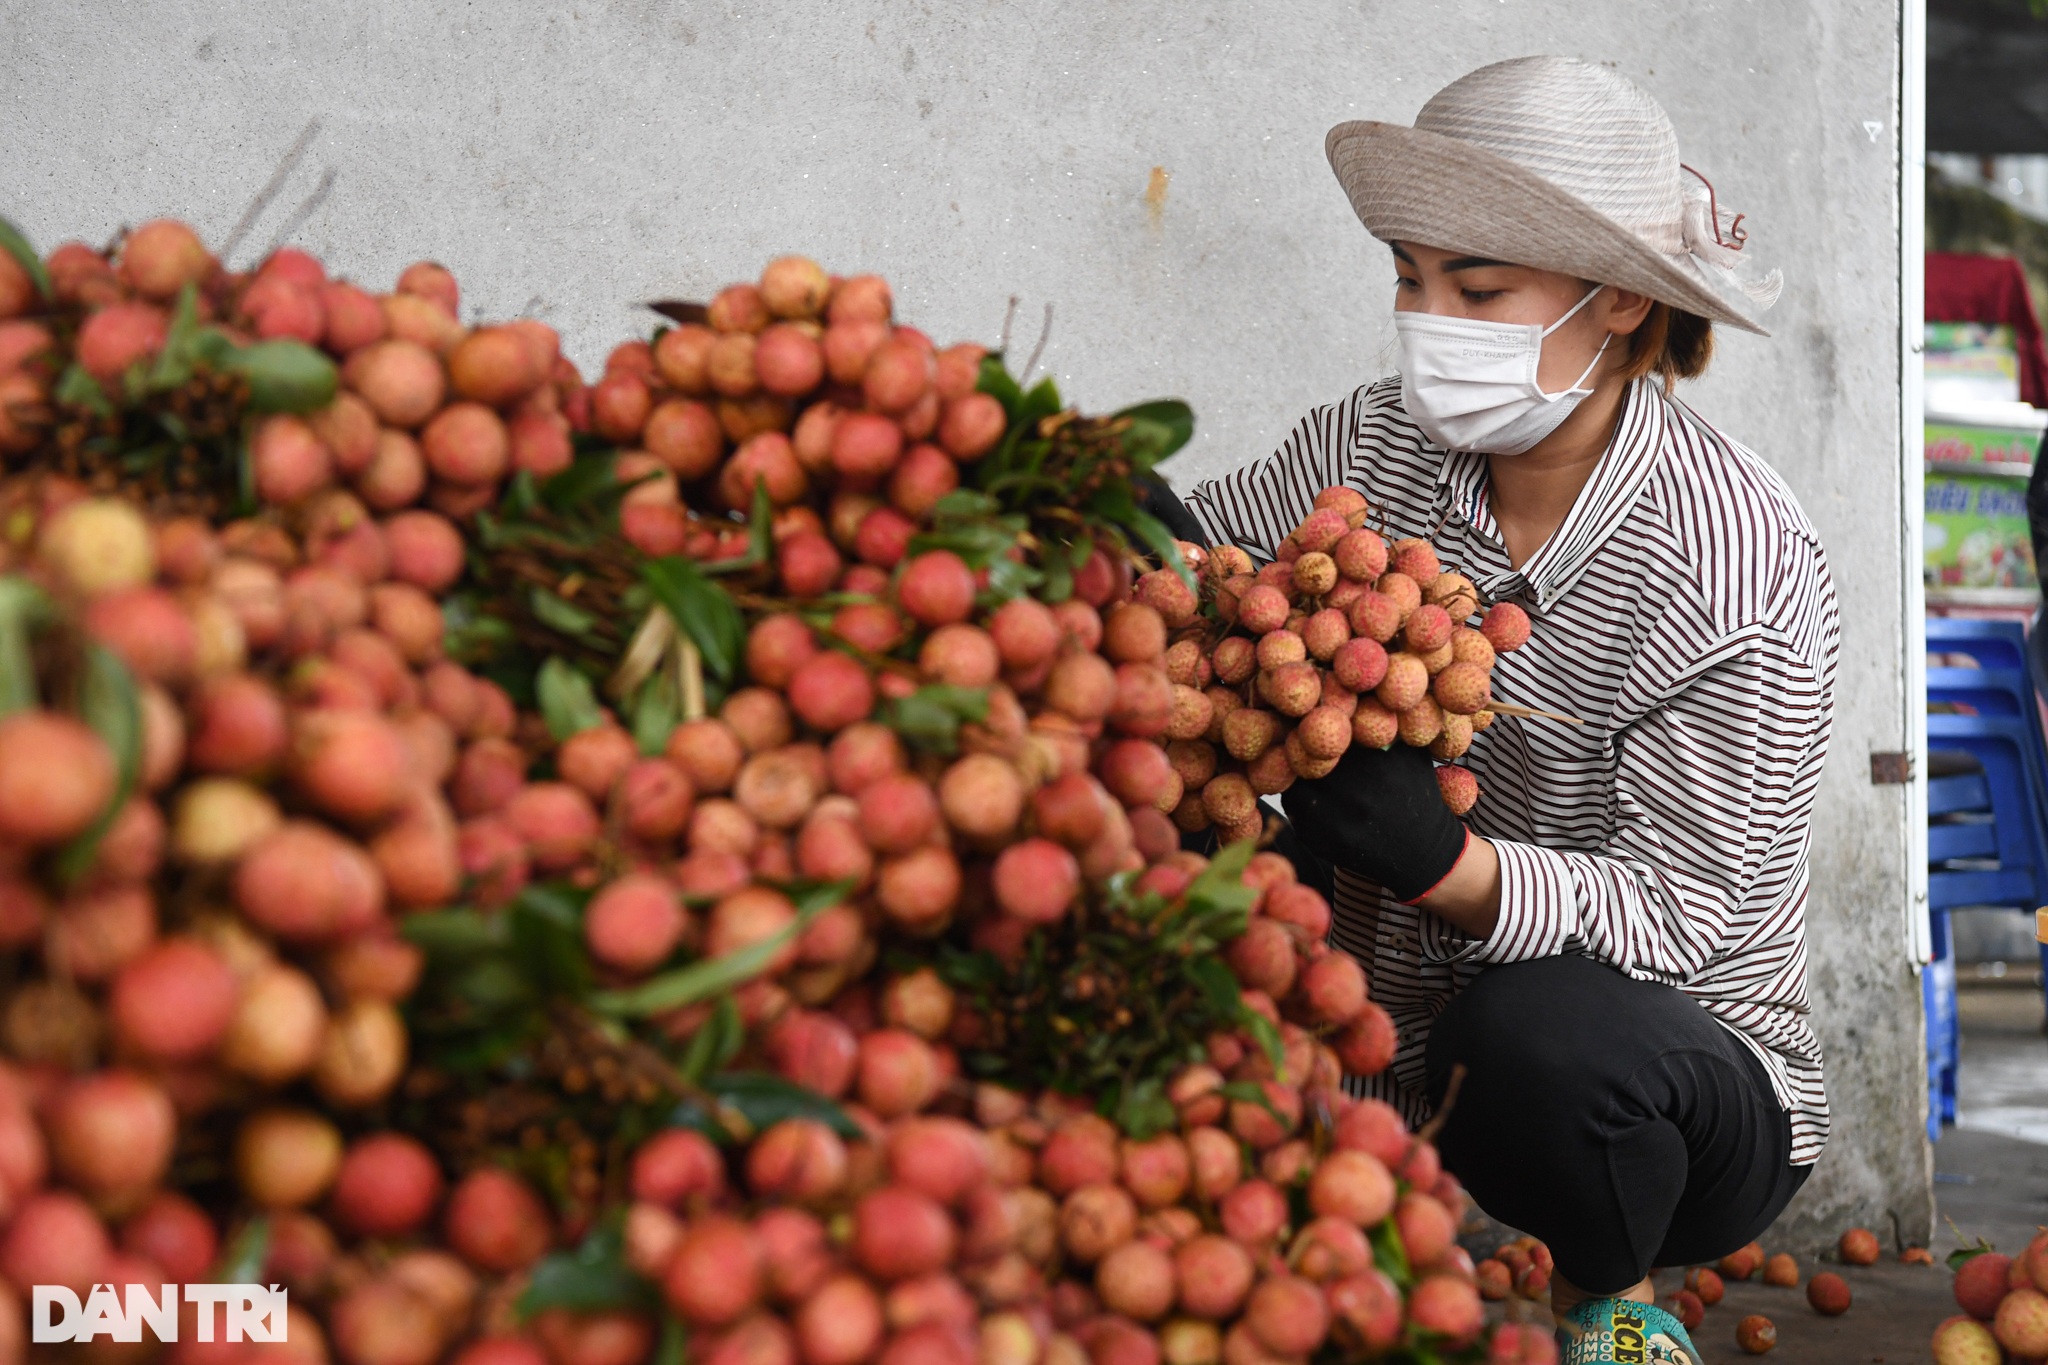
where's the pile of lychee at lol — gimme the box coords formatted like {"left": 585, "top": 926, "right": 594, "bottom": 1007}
{"left": 0, "top": 220, "right": 1544, "bottom": 1365}
{"left": 1164, "top": 488, "right": 1529, "bottom": 832}
{"left": 1935, "top": 1229, "right": 2048, "bottom": 1364}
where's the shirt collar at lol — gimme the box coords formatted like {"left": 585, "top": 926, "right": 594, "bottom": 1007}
{"left": 1424, "top": 378, "right": 1668, "bottom": 612}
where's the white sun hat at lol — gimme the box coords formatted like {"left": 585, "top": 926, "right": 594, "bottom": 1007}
{"left": 1325, "top": 55, "right": 1783, "bottom": 335}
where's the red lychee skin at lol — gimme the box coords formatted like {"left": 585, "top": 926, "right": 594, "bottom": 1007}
{"left": 992, "top": 838, "right": 1082, "bottom": 924}
{"left": 1400, "top": 1277, "right": 1482, "bottom": 1350}
{"left": 1837, "top": 1227, "right": 1880, "bottom": 1266}
{"left": 1955, "top": 1252, "right": 2012, "bottom": 1319}
{"left": 1392, "top": 1191, "right": 1458, "bottom": 1270}
{"left": 235, "top": 820, "right": 386, "bottom": 942}
{"left": 1243, "top": 1275, "right": 1330, "bottom": 1357}
{"left": 1095, "top": 1239, "right": 1176, "bottom": 1322}
{"left": 1480, "top": 602, "right": 1531, "bottom": 653}
{"left": 1803, "top": 1271, "right": 1850, "bottom": 1317}
{"left": 1333, "top": 529, "right": 1389, "bottom": 582}
{"left": 109, "top": 936, "right": 238, "bottom": 1061}
{"left": 505, "top": 781, "right": 601, "bottom": 870}
{"left": 1058, "top": 1182, "right": 1138, "bottom": 1264}
{"left": 584, "top": 874, "right": 687, "bottom": 975}
{"left": 798, "top": 1274, "right": 887, "bottom": 1365}
{"left": 292, "top": 709, "right": 412, "bottom": 824}
{"left": 853, "top": 1186, "right": 957, "bottom": 1281}
{"left": 558, "top": 724, "right": 638, "bottom": 801}
{"left": 631, "top": 1129, "right": 725, "bottom": 1208}
{"left": 896, "top": 550, "right": 978, "bottom": 627}
{"left": 120, "top": 1191, "right": 217, "bottom": 1282}
{"left": 1685, "top": 1266, "right": 1726, "bottom": 1306}
{"left": 1437, "top": 766, "right": 1480, "bottom": 816}
{"left": 763, "top": 1006, "right": 860, "bottom": 1097}
{"left": 445, "top": 1167, "right": 553, "bottom": 1274}
{"left": 1734, "top": 1314, "right": 1777, "bottom": 1354}
{"left": 666, "top": 1216, "right": 767, "bottom": 1327}
{"left": 1036, "top": 1117, "right": 1119, "bottom": 1196}
{"left": 989, "top": 598, "right": 1062, "bottom": 671}
{"left": 330, "top": 1133, "right": 444, "bottom": 1238}
{"left": 1432, "top": 660, "right": 1492, "bottom": 715}
{"left": 886, "top": 1117, "right": 991, "bottom": 1207}
{"left": 858, "top": 1029, "right": 941, "bottom": 1118}
{"left": 1163, "top": 1236, "right": 1253, "bottom": 1326}
{"left": 0, "top": 1191, "right": 111, "bottom": 1294}
{"left": 451, "top": 1342, "right": 550, "bottom": 1365}
{"left": 858, "top": 773, "right": 940, "bottom": 854}
{"left": 748, "top": 1118, "right": 850, "bottom": 1204}
{"left": 77, "top": 302, "right": 170, "bottom": 381}
{"left": 1388, "top": 538, "right": 1441, "bottom": 582}
{"left": 1218, "top": 1179, "right": 1288, "bottom": 1246}
{"left": 47, "top": 1069, "right": 176, "bottom": 1199}
{"left": 0, "top": 711, "right": 116, "bottom": 846}
{"left": 1237, "top": 585, "right": 1291, "bottom": 635}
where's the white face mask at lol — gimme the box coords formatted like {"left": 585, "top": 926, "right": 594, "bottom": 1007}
{"left": 1394, "top": 285, "right": 1613, "bottom": 455}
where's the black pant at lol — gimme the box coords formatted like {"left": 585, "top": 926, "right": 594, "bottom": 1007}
{"left": 1423, "top": 955, "right": 1810, "bottom": 1294}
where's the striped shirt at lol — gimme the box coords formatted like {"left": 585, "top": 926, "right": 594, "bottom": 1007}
{"left": 1184, "top": 375, "right": 1838, "bottom": 1165}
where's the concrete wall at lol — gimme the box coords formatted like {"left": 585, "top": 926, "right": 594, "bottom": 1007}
{"left": 0, "top": 0, "right": 1926, "bottom": 1245}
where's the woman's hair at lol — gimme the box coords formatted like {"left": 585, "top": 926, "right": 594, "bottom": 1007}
{"left": 1616, "top": 303, "right": 1713, "bottom": 391}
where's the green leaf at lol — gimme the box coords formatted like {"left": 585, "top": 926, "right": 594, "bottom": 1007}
{"left": 786, "top": 877, "right": 860, "bottom": 915}
{"left": 1186, "top": 957, "right": 1243, "bottom": 1017}
{"left": 697, "top": 1071, "right": 864, "bottom": 1140}
{"left": 932, "top": 489, "right": 1000, "bottom": 520}
{"left": 0, "top": 216, "right": 50, "bottom": 301}
{"left": 642, "top": 558, "right": 745, "bottom": 684}
{"left": 653, "top": 1314, "right": 689, "bottom": 1365}
{"left": 1240, "top": 1010, "right": 1286, "bottom": 1077}
{"left": 519, "top": 1223, "right": 659, "bottom": 1318}
{"left": 510, "top": 883, "right": 594, "bottom": 998}
{"left": 1114, "top": 399, "right": 1195, "bottom": 464}
{"left": 1369, "top": 1217, "right": 1414, "bottom": 1288}
{"left": 1182, "top": 840, "right": 1259, "bottom": 919}
{"left": 746, "top": 480, "right": 775, "bottom": 567}
{"left": 0, "top": 577, "right": 52, "bottom": 716}
{"left": 544, "top": 450, "right": 630, "bottom": 515}
{"left": 53, "top": 363, "right": 113, "bottom": 418}
{"left": 876, "top": 684, "right": 990, "bottom": 754}
{"left": 400, "top": 908, "right": 509, "bottom": 959}
{"left": 216, "top": 1216, "right": 272, "bottom": 1284}
{"left": 223, "top": 339, "right": 338, "bottom": 413}
{"left": 975, "top": 354, "right": 1026, "bottom": 419}
{"left": 536, "top": 656, "right": 607, "bottom": 740}
{"left": 678, "top": 994, "right": 745, "bottom": 1083}
{"left": 145, "top": 284, "right": 205, "bottom": 392}
{"left": 632, "top": 679, "right": 680, "bottom": 757}
{"left": 51, "top": 645, "right": 142, "bottom": 886}
{"left": 1125, "top": 508, "right": 1198, "bottom": 595}
{"left": 531, "top": 587, "right": 601, "bottom": 638}
{"left": 1114, "top": 1077, "right": 1177, "bottom": 1141}
{"left": 1017, "top": 376, "right": 1063, "bottom": 429}
{"left": 589, "top": 885, "right": 849, "bottom": 1018}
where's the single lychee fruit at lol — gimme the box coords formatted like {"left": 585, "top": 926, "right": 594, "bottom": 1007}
{"left": 1837, "top": 1227, "right": 1880, "bottom": 1266}
{"left": 1389, "top": 538, "right": 1440, "bottom": 581}
{"left": 1805, "top": 1271, "right": 1850, "bottom": 1317}
{"left": 1374, "top": 653, "right": 1428, "bottom": 711}
{"left": 1437, "top": 766, "right": 1479, "bottom": 815}
{"left": 1735, "top": 1314, "right": 1776, "bottom": 1354}
{"left": 1480, "top": 602, "right": 1531, "bottom": 653}
{"left": 1431, "top": 660, "right": 1491, "bottom": 715}
{"left": 1762, "top": 1253, "right": 1799, "bottom": 1288}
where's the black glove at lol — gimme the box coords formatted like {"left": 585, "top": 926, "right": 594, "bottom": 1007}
{"left": 1281, "top": 742, "right": 1469, "bottom": 903}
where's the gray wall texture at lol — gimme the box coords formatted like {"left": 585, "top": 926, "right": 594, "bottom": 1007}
{"left": 1, "top": 0, "right": 1925, "bottom": 1246}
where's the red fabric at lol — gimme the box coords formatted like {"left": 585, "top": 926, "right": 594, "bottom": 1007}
{"left": 1926, "top": 252, "right": 2048, "bottom": 406}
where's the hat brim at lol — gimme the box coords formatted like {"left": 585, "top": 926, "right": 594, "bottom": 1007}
{"left": 1325, "top": 120, "right": 1769, "bottom": 336}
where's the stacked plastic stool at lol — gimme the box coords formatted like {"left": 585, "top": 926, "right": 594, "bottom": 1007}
{"left": 1925, "top": 616, "right": 2048, "bottom": 1137}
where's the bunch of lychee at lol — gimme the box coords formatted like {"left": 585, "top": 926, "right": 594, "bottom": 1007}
{"left": 1934, "top": 1230, "right": 2048, "bottom": 1364}
{"left": 1162, "top": 487, "right": 1528, "bottom": 829}
{"left": 0, "top": 223, "right": 1543, "bottom": 1365}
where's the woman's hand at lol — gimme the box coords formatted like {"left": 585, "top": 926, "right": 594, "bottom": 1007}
{"left": 1281, "top": 744, "right": 1502, "bottom": 938}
